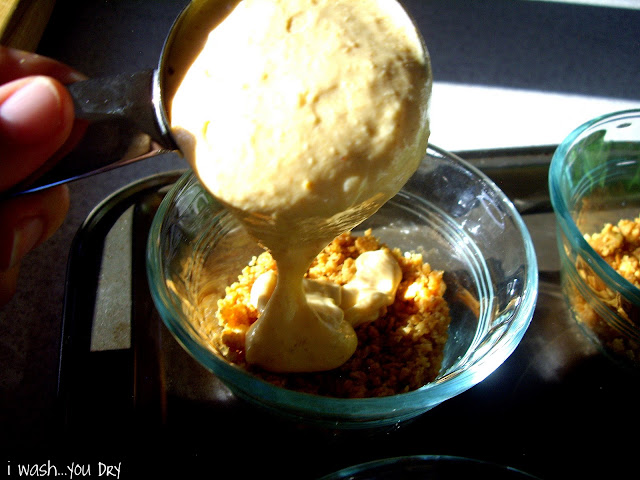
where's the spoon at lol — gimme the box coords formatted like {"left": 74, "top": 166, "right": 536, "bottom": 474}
{"left": 6, "top": 0, "right": 238, "bottom": 197}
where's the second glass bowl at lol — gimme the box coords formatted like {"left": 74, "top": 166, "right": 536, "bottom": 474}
{"left": 550, "top": 109, "right": 640, "bottom": 369}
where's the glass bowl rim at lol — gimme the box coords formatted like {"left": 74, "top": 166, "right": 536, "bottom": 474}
{"left": 146, "top": 144, "right": 538, "bottom": 419}
{"left": 317, "top": 454, "right": 540, "bottom": 479}
{"left": 549, "top": 108, "right": 640, "bottom": 305}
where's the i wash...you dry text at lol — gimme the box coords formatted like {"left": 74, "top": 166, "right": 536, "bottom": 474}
{"left": 6, "top": 461, "right": 121, "bottom": 478}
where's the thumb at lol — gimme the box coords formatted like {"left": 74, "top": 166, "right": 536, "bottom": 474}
{"left": 0, "top": 76, "right": 74, "bottom": 191}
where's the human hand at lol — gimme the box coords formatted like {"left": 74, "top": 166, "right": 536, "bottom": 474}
{"left": 0, "top": 46, "right": 83, "bottom": 306}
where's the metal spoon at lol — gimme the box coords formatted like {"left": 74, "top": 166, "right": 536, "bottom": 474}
{"left": 7, "top": 0, "right": 237, "bottom": 197}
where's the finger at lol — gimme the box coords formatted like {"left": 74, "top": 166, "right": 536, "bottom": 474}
{"left": 0, "top": 46, "right": 85, "bottom": 85}
{"left": 0, "top": 264, "right": 19, "bottom": 306}
{"left": 0, "top": 185, "right": 70, "bottom": 272}
{"left": 0, "top": 76, "right": 75, "bottom": 190}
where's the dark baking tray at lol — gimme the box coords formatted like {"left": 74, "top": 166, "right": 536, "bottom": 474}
{"left": 56, "top": 147, "right": 639, "bottom": 479}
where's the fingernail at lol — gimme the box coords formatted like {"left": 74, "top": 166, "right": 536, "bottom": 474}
{"left": 0, "top": 77, "right": 62, "bottom": 144}
{"left": 66, "top": 71, "right": 88, "bottom": 83}
{"left": 9, "top": 217, "right": 44, "bottom": 269}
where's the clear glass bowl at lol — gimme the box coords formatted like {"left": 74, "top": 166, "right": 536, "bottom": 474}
{"left": 146, "top": 145, "right": 538, "bottom": 429}
{"left": 319, "top": 455, "right": 539, "bottom": 479}
{"left": 550, "top": 109, "right": 640, "bottom": 369}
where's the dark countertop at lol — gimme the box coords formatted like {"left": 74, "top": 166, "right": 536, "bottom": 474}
{"left": 1, "top": 1, "right": 640, "bottom": 478}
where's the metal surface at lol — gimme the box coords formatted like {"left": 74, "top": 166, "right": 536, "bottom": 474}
{"left": 55, "top": 148, "right": 639, "bottom": 479}
{"left": 7, "top": 71, "right": 177, "bottom": 197}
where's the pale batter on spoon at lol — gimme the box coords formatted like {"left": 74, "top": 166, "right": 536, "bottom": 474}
{"left": 170, "top": 0, "right": 432, "bottom": 372}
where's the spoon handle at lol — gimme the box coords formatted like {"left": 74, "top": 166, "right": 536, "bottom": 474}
{"left": 5, "top": 70, "right": 178, "bottom": 197}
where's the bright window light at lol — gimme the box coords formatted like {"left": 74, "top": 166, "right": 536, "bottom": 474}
{"left": 524, "top": 0, "right": 640, "bottom": 10}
